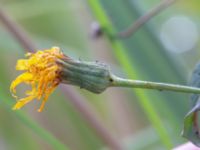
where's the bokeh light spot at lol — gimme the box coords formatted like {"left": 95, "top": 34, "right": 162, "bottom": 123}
{"left": 160, "top": 16, "right": 199, "bottom": 53}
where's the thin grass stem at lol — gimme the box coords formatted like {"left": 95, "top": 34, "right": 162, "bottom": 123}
{"left": 118, "top": 0, "right": 177, "bottom": 38}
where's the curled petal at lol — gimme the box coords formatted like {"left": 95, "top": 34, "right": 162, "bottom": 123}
{"left": 12, "top": 95, "right": 37, "bottom": 110}
{"left": 10, "top": 72, "right": 33, "bottom": 97}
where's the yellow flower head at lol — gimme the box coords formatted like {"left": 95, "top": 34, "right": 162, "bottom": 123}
{"left": 10, "top": 47, "right": 64, "bottom": 112}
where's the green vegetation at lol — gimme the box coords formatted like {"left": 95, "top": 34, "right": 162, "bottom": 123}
{"left": 0, "top": 0, "right": 199, "bottom": 149}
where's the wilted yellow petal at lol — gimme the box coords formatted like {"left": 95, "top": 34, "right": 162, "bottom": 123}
{"left": 16, "top": 59, "right": 29, "bottom": 70}
{"left": 10, "top": 72, "right": 33, "bottom": 96}
{"left": 10, "top": 47, "right": 64, "bottom": 112}
{"left": 38, "top": 81, "right": 58, "bottom": 112}
{"left": 12, "top": 95, "right": 36, "bottom": 110}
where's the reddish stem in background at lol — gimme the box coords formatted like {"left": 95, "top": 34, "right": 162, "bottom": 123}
{"left": 0, "top": 7, "right": 36, "bottom": 52}
{"left": 118, "top": 0, "right": 177, "bottom": 38}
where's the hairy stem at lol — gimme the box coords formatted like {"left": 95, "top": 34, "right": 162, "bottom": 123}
{"left": 111, "top": 75, "right": 200, "bottom": 94}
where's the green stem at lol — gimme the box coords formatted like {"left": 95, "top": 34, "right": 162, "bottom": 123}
{"left": 87, "top": 0, "right": 173, "bottom": 148}
{"left": 111, "top": 75, "right": 200, "bottom": 94}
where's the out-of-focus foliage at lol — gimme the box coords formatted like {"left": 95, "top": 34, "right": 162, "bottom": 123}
{"left": 0, "top": 0, "right": 200, "bottom": 150}
{"left": 183, "top": 62, "right": 200, "bottom": 146}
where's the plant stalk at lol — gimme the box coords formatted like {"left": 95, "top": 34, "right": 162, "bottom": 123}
{"left": 111, "top": 75, "right": 200, "bottom": 94}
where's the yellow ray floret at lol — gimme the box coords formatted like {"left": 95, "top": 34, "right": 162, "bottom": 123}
{"left": 10, "top": 47, "right": 64, "bottom": 112}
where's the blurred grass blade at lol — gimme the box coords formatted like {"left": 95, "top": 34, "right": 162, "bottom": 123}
{"left": 0, "top": 91, "right": 69, "bottom": 150}
{"left": 87, "top": 0, "right": 173, "bottom": 148}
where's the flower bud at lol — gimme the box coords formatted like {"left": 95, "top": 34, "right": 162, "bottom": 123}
{"left": 58, "top": 57, "right": 112, "bottom": 94}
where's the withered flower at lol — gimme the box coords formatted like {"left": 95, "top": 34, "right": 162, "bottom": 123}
{"left": 10, "top": 47, "right": 111, "bottom": 112}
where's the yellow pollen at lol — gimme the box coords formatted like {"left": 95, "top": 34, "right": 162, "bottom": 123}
{"left": 10, "top": 47, "right": 64, "bottom": 112}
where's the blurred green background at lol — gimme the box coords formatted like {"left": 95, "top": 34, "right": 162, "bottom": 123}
{"left": 0, "top": 0, "right": 200, "bottom": 149}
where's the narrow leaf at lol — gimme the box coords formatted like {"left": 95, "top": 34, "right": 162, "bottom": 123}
{"left": 183, "top": 62, "right": 200, "bottom": 147}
